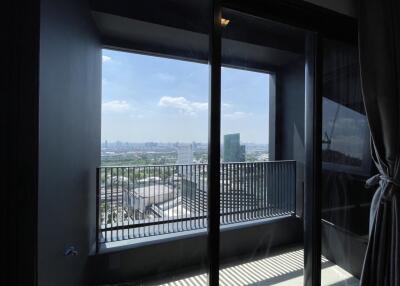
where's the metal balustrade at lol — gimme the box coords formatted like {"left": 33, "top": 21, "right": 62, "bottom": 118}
{"left": 96, "top": 160, "right": 296, "bottom": 247}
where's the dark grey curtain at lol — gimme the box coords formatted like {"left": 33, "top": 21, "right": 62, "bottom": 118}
{"left": 359, "top": 0, "right": 400, "bottom": 285}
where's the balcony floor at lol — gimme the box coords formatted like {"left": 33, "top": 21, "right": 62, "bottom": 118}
{"left": 126, "top": 246, "right": 359, "bottom": 286}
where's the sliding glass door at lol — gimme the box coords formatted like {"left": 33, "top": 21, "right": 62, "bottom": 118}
{"left": 215, "top": 7, "right": 312, "bottom": 286}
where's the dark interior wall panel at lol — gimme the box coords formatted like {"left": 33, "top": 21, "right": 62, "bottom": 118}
{"left": 276, "top": 59, "right": 306, "bottom": 217}
{"left": 93, "top": 217, "right": 302, "bottom": 285}
{"left": 38, "top": 0, "right": 101, "bottom": 285}
{"left": 4, "top": 1, "right": 40, "bottom": 285}
{"left": 304, "top": 0, "right": 357, "bottom": 18}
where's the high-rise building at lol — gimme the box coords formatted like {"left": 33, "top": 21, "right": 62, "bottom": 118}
{"left": 176, "top": 144, "right": 193, "bottom": 165}
{"left": 176, "top": 144, "right": 194, "bottom": 176}
{"left": 223, "top": 133, "right": 246, "bottom": 162}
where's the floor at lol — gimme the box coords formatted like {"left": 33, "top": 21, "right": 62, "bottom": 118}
{"left": 133, "top": 247, "right": 359, "bottom": 286}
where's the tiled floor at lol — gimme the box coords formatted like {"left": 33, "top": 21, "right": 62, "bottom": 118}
{"left": 137, "top": 248, "right": 359, "bottom": 286}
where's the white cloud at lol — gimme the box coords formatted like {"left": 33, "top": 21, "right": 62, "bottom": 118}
{"left": 223, "top": 111, "right": 252, "bottom": 119}
{"left": 102, "top": 100, "right": 131, "bottom": 113}
{"left": 158, "top": 96, "right": 208, "bottom": 115}
{"left": 102, "top": 55, "right": 112, "bottom": 63}
{"left": 191, "top": 102, "right": 208, "bottom": 110}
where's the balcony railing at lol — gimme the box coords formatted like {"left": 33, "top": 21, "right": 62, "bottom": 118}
{"left": 96, "top": 160, "right": 296, "bottom": 248}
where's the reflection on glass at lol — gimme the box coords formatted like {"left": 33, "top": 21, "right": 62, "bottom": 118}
{"left": 322, "top": 97, "right": 369, "bottom": 171}
{"left": 321, "top": 39, "right": 374, "bottom": 284}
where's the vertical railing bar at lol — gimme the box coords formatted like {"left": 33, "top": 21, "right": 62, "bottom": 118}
{"left": 110, "top": 167, "right": 114, "bottom": 241}
{"left": 240, "top": 163, "right": 244, "bottom": 222}
{"left": 271, "top": 163, "right": 275, "bottom": 217}
{"left": 232, "top": 163, "right": 235, "bottom": 222}
{"left": 96, "top": 168, "right": 100, "bottom": 252}
{"left": 276, "top": 162, "right": 280, "bottom": 216}
{"left": 236, "top": 163, "right": 239, "bottom": 222}
{"left": 259, "top": 163, "right": 262, "bottom": 218}
{"left": 250, "top": 163, "right": 253, "bottom": 220}
{"left": 266, "top": 163, "right": 269, "bottom": 218}
{"left": 267, "top": 163, "right": 270, "bottom": 217}
{"left": 158, "top": 166, "right": 161, "bottom": 236}
{"left": 247, "top": 163, "right": 250, "bottom": 220}
{"left": 293, "top": 161, "right": 297, "bottom": 216}
{"left": 104, "top": 167, "right": 108, "bottom": 243}
{"left": 248, "top": 163, "right": 250, "bottom": 221}
{"left": 283, "top": 162, "right": 286, "bottom": 215}
{"left": 263, "top": 162, "right": 266, "bottom": 218}
{"left": 179, "top": 165, "right": 182, "bottom": 233}
{"left": 250, "top": 163, "right": 253, "bottom": 219}
{"left": 122, "top": 167, "right": 125, "bottom": 240}
{"left": 203, "top": 164, "right": 206, "bottom": 229}
{"left": 253, "top": 163, "right": 256, "bottom": 219}
{"left": 233, "top": 163, "right": 237, "bottom": 223}
{"left": 239, "top": 163, "right": 241, "bottom": 221}
{"left": 152, "top": 166, "right": 155, "bottom": 237}
{"left": 249, "top": 163, "right": 252, "bottom": 220}
{"left": 234, "top": 163, "right": 237, "bottom": 223}
{"left": 280, "top": 162, "right": 283, "bottom": 215}
{"left": 256, "top": 163, "right": 259, "bottom": 218}
{"left": 190, "top": 164, "right": 193, "bottom": 231}
{"left": 261, "top": 162, "right": 264, "bottom": 218}
{"left": 220, "top": 163, "right": 223, "bottom": 225}
{"left": 183, "top": 165, "right": 188, "bottom": 230}
{"left": 167, "top": 166, "right": 170, "bottom": 234}
{"left": 163, "top": 166, "right": 166, "bottom": 235}
{"left": 145, "top": 166, "right": 148, "bottom": 238}
{"left": 117, "top": 167, "right": 121, "bottom": 240}
{"left": 133, "top": 167, "right": 136, "bottom": 239}
{"left": 268, "top": 162, "right": 271, "bottom": 217}
{"left": 235, "top": 163, "right": 239, "bottom": 222}
{"left": 281, "top": 163, "right": 284, "bottom": 215}
{"left": 232, "top": 163, "right": 234, "bottom": 223}
{"left": 142, "top": 166, "right": 145, "bottom": 238}
{"left": 195, "top": 165, "right": 198, "bottom": 229}
{"left": 287, "top": 163, "right": 290, "bottom": 214}
{"left": 129, "top": 167, "right": 132, "bottom": 239}
{"left": 277, "top": 162, "right": 280, "bottom": 216}
{"left": 244, "top": 163, "right": 247, "bottom": 221}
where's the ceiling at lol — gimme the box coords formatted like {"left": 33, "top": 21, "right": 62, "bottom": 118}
{"left": 91, "top": 0, "right": 306, "bottom": 72}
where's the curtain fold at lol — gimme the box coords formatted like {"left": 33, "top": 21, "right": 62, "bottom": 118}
{"left": 359, "top": 0, "right": 400, "bottom": 285}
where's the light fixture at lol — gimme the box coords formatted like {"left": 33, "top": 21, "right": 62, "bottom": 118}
{"left": 221, "top": 18, "right": 230, "bottom": 27}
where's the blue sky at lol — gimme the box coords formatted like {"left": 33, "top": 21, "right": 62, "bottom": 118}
{"left": 102, "top": 49, "right": 269, "bottom": 144}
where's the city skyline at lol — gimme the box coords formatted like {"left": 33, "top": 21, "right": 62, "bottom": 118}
{"left": 102, "top": 49, "right": 270, "bottom": 144}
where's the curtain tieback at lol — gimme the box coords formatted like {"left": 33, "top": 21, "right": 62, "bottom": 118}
{"left": 365, "top": 174, "right": 400, "bottom": 188}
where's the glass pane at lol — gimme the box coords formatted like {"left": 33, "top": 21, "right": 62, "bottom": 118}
{"left": 97, "top": 1, "right": 211, "bottom": 284}
{"left": 219, "top": 8, "right": 307, "bottom": 285}
{"left": 320, "top": 38, "right": 374, "bottom": 286}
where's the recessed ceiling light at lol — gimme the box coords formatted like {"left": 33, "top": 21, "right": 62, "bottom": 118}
{"left": 221, "top": 18, "right": 230, "bottom": 27}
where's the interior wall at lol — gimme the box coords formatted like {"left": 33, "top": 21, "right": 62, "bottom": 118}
{"left": 304, "top": 0, "right": 357, "bottom": 18}
{"left": 276, "top": 59, "right": 306, "bottom": 216}
{"left": 38, "top": 0, "right": 101, "bottom": 285}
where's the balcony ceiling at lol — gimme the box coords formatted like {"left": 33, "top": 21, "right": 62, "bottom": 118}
{"left": 91, "top": 0, "right": 305, "bottom": 71}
